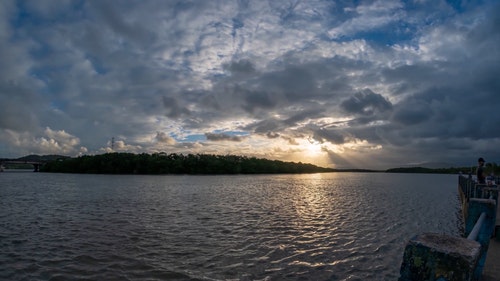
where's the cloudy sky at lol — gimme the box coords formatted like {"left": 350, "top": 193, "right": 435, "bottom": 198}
{"left": 1, "top": 0, "right": 499, "bottom": 169}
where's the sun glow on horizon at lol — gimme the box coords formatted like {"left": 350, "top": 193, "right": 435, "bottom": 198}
{"left": 285, "top": 137, "right": 331, "bottom": 167}
{"left": 304, "top": 138, "right": 323, "bottom": 156}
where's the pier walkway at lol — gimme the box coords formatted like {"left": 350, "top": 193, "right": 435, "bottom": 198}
{"left": 483, "top": 240, "right": 500, "bottom": 280}
{"left": 482, "top": 203, "right": 500, "bottom": 281}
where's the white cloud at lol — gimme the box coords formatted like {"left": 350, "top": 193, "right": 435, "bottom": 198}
{"left": 155, "top": 131, "right": 176, "bottom": 145}
{"left": 0, "top": 127, "right": 85, "bottom": 156}
{"left": 328, "top": 0, "right": 404, "bottom": 39}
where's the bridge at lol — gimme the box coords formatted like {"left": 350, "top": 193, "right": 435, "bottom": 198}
{"left": 0, "top": 159, "right": 46, "bottom": 172}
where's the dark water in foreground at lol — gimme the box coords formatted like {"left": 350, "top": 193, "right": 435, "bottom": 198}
{"left": 0, "top": 172, "right": 461, "bottom": 281}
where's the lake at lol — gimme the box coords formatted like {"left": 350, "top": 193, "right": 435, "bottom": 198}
{"left": 0, "top": 171, "right": 461, "bottom": 280}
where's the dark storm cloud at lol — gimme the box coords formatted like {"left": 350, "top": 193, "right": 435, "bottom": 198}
{"left": 162, "top": 96, "right": 190, "bottom": 118}
{"left": 223, "top": 59, "right": 256, "bottom": 75}
{"left": 313, "top": 128, "right": 348, "bottom": 145}
{"left": 266, "top": 132, "right": 280, "bottom": 139}
{"left": 243, "top": 118, "right": 283, "bottom": 134}
{"left": 89, "top": 1, "right": 156, "bottom": 45}
{"left": 0, "top": 81, "right": 39, "bottom": 131}
{"left": 340, "top": 89, "right": 392, "bottom": 116}
{"left": 258, "top": 66, "right": 317, "bottom": 101}
{"left": 283, "top": 107, "right": 326, "bottom": 126}
{"left": 391, "top": 99, "right": 432, "bottom": 126}
{"left": 241, "top": 89, "right": 279, "bottom": 113}
{"left": 205, "top": 133, "right": 244, "bottom": 142}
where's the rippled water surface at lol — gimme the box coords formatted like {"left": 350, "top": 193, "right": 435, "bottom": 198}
{"left": 0, "top": 172, "right": 461, "bottom": 280}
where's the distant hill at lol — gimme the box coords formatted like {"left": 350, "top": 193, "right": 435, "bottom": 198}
{"left": 400, "top": 162, "right": 458, "bottom": 169}
{"left": 16, "top": 154, "right": 70, "bottom": 162}
{"left": 386, "top": 166, "right": 472, "bottom": 174}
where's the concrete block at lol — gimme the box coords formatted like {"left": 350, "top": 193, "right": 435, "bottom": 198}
{"left": 399, "top": 233, "right": 481, "bottom": 281}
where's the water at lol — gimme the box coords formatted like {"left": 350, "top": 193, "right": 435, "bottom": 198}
{"left": 0, "top": 172, "right": 461, "bottom": 280}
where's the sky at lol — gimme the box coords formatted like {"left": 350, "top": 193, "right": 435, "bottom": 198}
{"left": 1, "top": 0, "right": 499, "bottom": 169}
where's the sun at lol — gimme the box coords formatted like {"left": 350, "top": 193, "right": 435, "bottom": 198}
{"left": 273, "top": 136, "right": 333, "bottom": 167}
{"left": 304, "top": 141, "right": 323, "bottom": 156}
{"left": 300, "top": 138, "right": 324, "bottom": 157}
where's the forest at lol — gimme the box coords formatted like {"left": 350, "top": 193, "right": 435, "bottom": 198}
{"left": 8, "top": 153, "right": 495, "bottom": 175}
{"left": 40, "top": 152, "right": 336, "bottom": 174}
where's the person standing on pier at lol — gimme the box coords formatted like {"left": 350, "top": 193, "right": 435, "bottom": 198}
{"left": 477, "top": 157, "right": 486, "bottom": 184}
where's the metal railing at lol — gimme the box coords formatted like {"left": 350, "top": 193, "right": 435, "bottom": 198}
{"left": 458, "top": 175, "right": 498, "bottom": 279}
{"left": 459, "top": 175, "right": 499, "bottom": 203}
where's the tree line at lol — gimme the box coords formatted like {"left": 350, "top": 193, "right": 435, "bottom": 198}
{"left": 40, "top": 152, "right": 335, "bottom": 174}
{"left": 18, "top": 153, "right": 497, "bottom": 175}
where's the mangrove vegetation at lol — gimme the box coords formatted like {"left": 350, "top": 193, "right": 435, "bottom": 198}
{"left": 40, "top": 152, "right": 335, "bottom": 174}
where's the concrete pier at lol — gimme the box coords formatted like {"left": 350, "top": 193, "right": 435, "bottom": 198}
{"left": 481, "top": 201, "right": 500, "bottom": 281}
{"left": 464, "top": 198, "right": 497, "bottom": 278}
{"left": 399, "top": 176, "right": 499, "bottom": 280}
